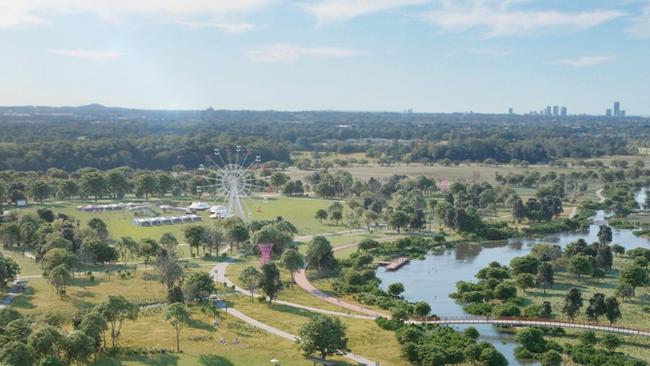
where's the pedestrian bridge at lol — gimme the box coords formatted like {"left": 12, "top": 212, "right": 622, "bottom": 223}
{"left": 410, "top": 317, "right": 650, "bottom": 337}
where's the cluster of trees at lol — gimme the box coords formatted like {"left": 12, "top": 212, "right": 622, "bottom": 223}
{"left": 568, "top": 330, "right": 646, "bottom": 366}
{"left": 0, "top": 295, "right": 139, "bottom": 365}
{"left": 0, "top": 252, "right": 19, "bottom": 286}
{"left": 396, "top": 325, "right": 507, "bottom": 366}
{"left": 0, "top": 167, "right": 270, "bottom": 206}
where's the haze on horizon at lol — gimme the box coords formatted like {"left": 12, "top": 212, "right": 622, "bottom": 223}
{"left": 1, "top": 0, "right": 649, "bottom": 115}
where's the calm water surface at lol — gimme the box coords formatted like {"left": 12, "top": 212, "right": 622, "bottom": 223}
{"left": 377, "top": 190, "right": 650, "bottom": 365}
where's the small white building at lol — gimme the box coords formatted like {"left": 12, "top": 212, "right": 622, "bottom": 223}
{"left": 209, "top": 205, "right": 229, "bottom": 219}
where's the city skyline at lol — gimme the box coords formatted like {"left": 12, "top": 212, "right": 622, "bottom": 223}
{"left": 0, "top": 1, "right": 649, "bottom": 114}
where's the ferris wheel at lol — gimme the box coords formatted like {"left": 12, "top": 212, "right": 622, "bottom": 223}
{"left": 195, "top": 145, "right": 266, "bottom": 221}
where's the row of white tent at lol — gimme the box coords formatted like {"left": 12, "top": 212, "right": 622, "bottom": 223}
{"left": 78, "top": 202, "right": 149, "bottom": 212}
{"left": 133, "top": 214, "right": 202, "bottom": 227}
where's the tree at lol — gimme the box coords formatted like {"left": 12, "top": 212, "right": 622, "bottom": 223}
{"left": 157, "top": 173, "right": 175, "bottom": 197}
{"left": 413, "top": 301, "right": 431, "bottom": 320}
{"left": 281, "top": 249, "right": 305, "bottom": 283}
{"left": 155, "top": 246, "right": 183, "bottom": 290}
{"left": 605, "top": 296, "right": 622, "bottom": 325}
{"left": 48, "top": 264, "right": 72, "bottom": 297}
{"left": 358, "top": 238, "right": 380, "bottom": 252}
{"left": 0, "top": 341, "right": 32, "bottom": 366}
{"left": 540, "top": 350, "right": 562, "bottom": 366}
{"left": 239, "top": 266, "right": 261, "bottom": 302}
{"left": 30, "top": 180, "right": 51, "bottom": 205}
{"left": 315, "top": 209, "right": 328, "bottom": 223}
{"left": 388, "top": 282, "right": 405, "bottom": 297}
{"left": 579, "top": 331, "right": 598, "bottom": 346}
{"left": 78, "top": 310, "right": 108, "bottom": 350}
{"left": 135, "top": 173, "right": 157, "bottom": 200}
{"left": 159, "top": 232, "right": 179, "bottom": 250}
{"left": 27, "top": 325, "right": 63, "bottom": 362}
{"left": 0, "top": 254, "right": 20, "bottom": 286}
{"left": 226, "top": 222, "right": 249, "bottom": 252}
{"left": 330, "top": 210, "right": 343, "bottom": 225}
{"left": 138, "top": 238, "right": 160, "bottom": 268}
{"left": 184, "top": 225, "right": 206, "bottom": 257}
{"left": 205, "top": 227, "right": 224, "bottom": 256}
{"left": 183, "top": 272, "right": 215, "bottom": 302}
{"left": 540, "top": 301, "right": 553, "bottom": 318}
{"left": 297, "top": 315, "right": 349, "bottom": 360}
{"left": 165, "top": 303, "right": 191, "bottom": 352}
{"left": 600, "top": 334, "right": 621, "bottom": 352}
{"left": 592, "top": 268, "right": 606, "bottom": 282}
{"left": 569, "top": 255, "right": 594, "bottom": 281}
{"left": 389, "top": 210, "right": 410, "bottom": 233}
{"left": 87, "top": 217, "right": 109, "bottom": 240}
{"left": 585, "top": 293, "right": 607, "bottom": 321}
{"left": 515, "top": 273, "right": 536, "bottom": 293}
{"left": 270, "top": 171, "right": 289, "bottom": 191}
{"left": 80, "top": 172, "right": 108, "bottom": 202}
{"left": 65, "top": 330, "right": 96, "bottom": 365}
{"left": 106, "top": 170, "right": 131, "bottom": 200}
{"left": 597, "top": 245, "right": 613, "bottom": 270}
{"left": 510, "top": 255, "right": 540, "bottom": 275}
{"left": 597, "top": 225, "right": 613, "bottom": 244}
{"left": 305, "top": 236, "right": 335, "bottom": 271}
{"left": 536, "top": 262, "right": 554, "bottom": 293}
{"left": 258, "top": 262, "right": 282, "bottom": 303}
{"left": 98, "top": 295, "right": 139, "bottom": 348}
{"left": 563, "top": 287, "right": 583, "bottom": 321}
{"left": 516, "top": 327, "right": 547, "bottom": 353}
{"left": 60, "top": 179, "right": 79, "bottom": 199}
{"left": 116, "top": 237, "right": 138, "bottom": 266}
{"left": 620, "top": 263, "right": 648, "bottom": 297}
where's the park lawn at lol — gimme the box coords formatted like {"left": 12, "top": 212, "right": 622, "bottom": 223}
{"left": 1, "top": 248, "right": 43, "bottom": 276}
{"left": 246, "top": 196, "right": 342, "bottom": 235}
{"left": 12, "top": 269, "right": 168, "bottom": 321}
{"left": 93, "top": 307, "right": 316, "bottom": 366}
{"left": 522, "top": 257, "right": 650, "bottom": 330}
{"left": 228, "top": 294, "right": 409, "bottom": 366}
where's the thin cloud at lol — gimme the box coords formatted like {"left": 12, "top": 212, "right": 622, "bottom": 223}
{"left": 249, "top": 44, "right": 357, "bottom": 63}
{"left": 421, "top": 0, "right": 625, "bottom": 37}
{"left": 627, "top": 3, "right": 650, "bottom": 38}
{"left": 0, "top": 0, "right": 268, "bottom": 31}
{"left": 174, "top": 20, "right": 255, "bottom": 34}
{"left": 48, "top": 49, "right": 124, "bottom": 63}
{"left": 468, "top": 48, "right": 515, "bottom": 56}
{"left": 302, "top": 0, "right": 429, "bottom": 24}
{"left": 551, "top": 56, "right": 615, "bottom": 67}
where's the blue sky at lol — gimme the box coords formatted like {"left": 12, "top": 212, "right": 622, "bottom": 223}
{"left": 0, "top": 0, "right": 649, "bottom": 115}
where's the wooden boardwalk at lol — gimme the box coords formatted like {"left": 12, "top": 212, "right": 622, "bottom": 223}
{"left": 412, "top": 317, "right": 650, "bottom": 337}
{"left": 380, "top": 257, "right": 410, "bottom": 271}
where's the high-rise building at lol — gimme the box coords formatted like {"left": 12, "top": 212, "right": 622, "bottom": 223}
{"left": 621, "top": 110, "right": 626, "bottom": 117}
{"left": 508, "top": 107, "right": 514, "bottom": 115}
{"left": 560, "top": 106, "right": 567, "bottom": 116}
{"left": 614, "top": 101, "right": 621, "bottom": 116}
{"left": 545, "top": 106, "right": 552, "bottom": 115}
{"left": 606, "top": 109, "right": 612, "bottom": 116}
{"left": 553, "top": 105, "right": 560, "bottom": 116}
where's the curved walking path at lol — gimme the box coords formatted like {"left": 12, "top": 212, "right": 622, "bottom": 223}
{"left": 413, "top": 317, "right": 650, "bottom": 338}
{"left": 0, "top": 279, "right": 28, "bottom": 309}
{"left": 211, "top": 259, "right": 374, "bottom": 320}
{"left": 210, "top": 259, "right": 378, "bottom": 365}
{"left": 596, "top": 188, "right": 605, "bottom": 203}
{"left": 293, "top": 269, "right": 387, "bottom": 318}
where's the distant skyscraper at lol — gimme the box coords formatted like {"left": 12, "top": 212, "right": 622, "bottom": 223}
{"left": 621, "top": 110, "right": 626, "bottom": 117}
{"left": 552, "top": 105, "right": 560, "bottom": 116}
{"left": 614, "top": 101, "right": 621, "bottom": 116}
{"left": 508, "top": 107, "right": 514, "bottom": 115}
{"left": 545, "top": 106, "right": 552, "bottom": 115}
{"left": 560, "top": 106, "right": 567, "bottom": 116}
{"left": 606, "top": 109, "right": 612, "bottom": 116}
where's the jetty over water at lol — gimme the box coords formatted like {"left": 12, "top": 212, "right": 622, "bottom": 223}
{"left": 378, "top": 257, "right": 410, "bottom": 271}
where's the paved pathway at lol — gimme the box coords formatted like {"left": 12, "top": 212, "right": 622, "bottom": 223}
{"left": 211, "top": 259, "right": 374, "bottom": 320}
{"left": 0, "top": 279, "right": 27, "bottom": 309}
{"left": 294, "top": 229, "right": 367, "bottom": 243}
{"left": 596, "top": 188, "right": 605, "bottom": 203}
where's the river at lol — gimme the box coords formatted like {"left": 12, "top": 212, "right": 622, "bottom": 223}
{"left": 377, "top": 190, "right": 650, "bottom": 365}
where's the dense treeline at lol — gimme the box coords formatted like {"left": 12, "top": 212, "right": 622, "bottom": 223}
{"left": 0, "top": 106, "right": 648, "bottom": 171}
